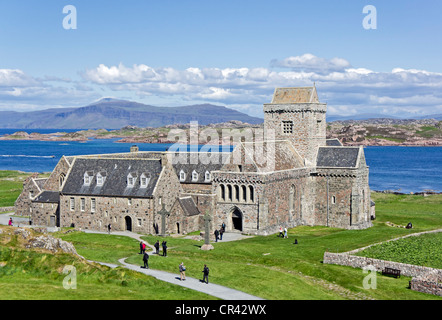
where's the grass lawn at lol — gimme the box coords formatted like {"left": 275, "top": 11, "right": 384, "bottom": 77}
{"left": 0, "top": 228, "right": 216, "bottom": 300}
{"left": 58, "top": 192, "right": 442, "bottom": 300}
{"left": 1, "top": 168, "right": 441, "bottom": 301}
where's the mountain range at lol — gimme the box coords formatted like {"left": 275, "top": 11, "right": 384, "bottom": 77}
{"left": 0, "top": 98, "right": 440, "bottom": 129}
{"left": 0, "top": 99, "right": 263, "bottom": 129}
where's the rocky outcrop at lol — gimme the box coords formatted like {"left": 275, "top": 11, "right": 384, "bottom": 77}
{"left": 26, "top": 235, "right": 78, "bottom": 255}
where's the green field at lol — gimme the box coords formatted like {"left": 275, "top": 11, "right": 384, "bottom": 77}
{"left": 356, "top": 232, "right": 442, "bottom": 269}
{"left": 1, "top": 170, "right": 441, "bottom": 300}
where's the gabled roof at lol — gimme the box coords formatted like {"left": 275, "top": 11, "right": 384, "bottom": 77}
{"left": 271, "top": 86, "right": 319, "bottom": 104}
{"left": 326, "top": 138, "right": 343, "bottom": 146}
{"left": 177, "top": 197, "right": 200, "bottom": 216}
{"left": 32, "top": 191, "right": 60, "bottom": 203}
{"left": 316, "top": 147, "right": 361, "bottom": 168}
{"left": 241, "top": 140, "right": 304, "bottom": 172}
{"left": 62, "top": 157, "right": 162, "bottom": 197}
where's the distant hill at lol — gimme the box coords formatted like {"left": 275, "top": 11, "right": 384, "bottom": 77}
{"left": 327, "top": 113, "right": 442, "bottom": 122}
{"left": 0, "top": 99, "right": 263, "bottom": 129}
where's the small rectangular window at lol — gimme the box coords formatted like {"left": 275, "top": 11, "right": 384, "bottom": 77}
{"left": 91, "top": 198, "right": 96, "bottom": 213}
{"left": 282, "top": 121, "right": 293, "bottom": 134}
{"left": 80, "top": 198, "right": 85, "bottom": 211}
{"left": 70, "top": 197, "right": 75, "bottom": 211}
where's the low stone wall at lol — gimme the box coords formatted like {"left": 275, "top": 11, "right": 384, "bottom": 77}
{"left": 410, "top": 270, "right": 442, "bottom": 297}
{"left": 0, "top": 206, "right": 14, "bottom": 212}
{"left": 323, "top": 251, "right": 439, "bottom": 278}
{"left": 323, "top": 251, "right": 442, "bottom": 297}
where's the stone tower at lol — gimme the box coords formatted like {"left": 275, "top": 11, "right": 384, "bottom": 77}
{"left": 263, "top": 85, "right": 327, "bottom": 165}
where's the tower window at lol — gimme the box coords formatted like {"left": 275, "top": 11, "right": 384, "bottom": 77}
{"left": 282, "top": 121, "right": 293, "bottom": 134}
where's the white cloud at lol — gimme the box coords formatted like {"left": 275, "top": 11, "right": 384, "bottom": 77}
{"left": 3, "top": 54, "right": 442, "bottom": 118}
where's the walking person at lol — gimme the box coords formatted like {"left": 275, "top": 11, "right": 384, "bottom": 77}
{"left": 107, "top": 223, "right": 112, "bottom": 234}
{"left": 279, "top": 226, "right": 283, "bottom": 237}
{"left": 219, "top": 228, "right": 224, "bottom": 241}
{"left": 8, "top": 217, "right": 12, "bottom": 226}
{"left": 142, "top": 251, "right": 149, "bottom": 269}
{"left": 214, "top": 229, "right": 219, "bottom": 242}
{"left": 142, "top": 242, "right": 146, "bottom": 254}
{"left": 179, "top": 262, "right": 186, "bottom": 281}
{"left": 162, "top": 241, "right": 167, "bottom": 257}
{"left": 154, "top": 240, "right": 160, "bottom": 254}
{"left": 201, "top": 264, "right": 209, "bottom": 284}
{"left": 139, "top": 241, "right": 144, "bottom": 254}
{"left": 284, "top": 227, "right": 288, "bottom": 239}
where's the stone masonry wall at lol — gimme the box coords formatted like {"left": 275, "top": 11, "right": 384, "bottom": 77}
{"left": 263, "top": 103, "right": 326, "bottom": 164}
{"left": 14, "top": 174, "right": 40, "bottom": 216}
{"left": 59, "top": 195, "right": 154, "bottom": 233}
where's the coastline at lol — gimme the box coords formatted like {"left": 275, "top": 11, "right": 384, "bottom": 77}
{"left": 1, "top": 128, "right": 441, "bottom": 147}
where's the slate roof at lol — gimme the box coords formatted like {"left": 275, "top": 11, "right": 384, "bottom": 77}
{"left": 62, "top": 157, "right": 162, "bottom": 197}
{"left": 170, "top": 152, "right": 229, "bottom": 184}
{"left": 32, "top": 191, "right": 60, "bottom": 203}
{"left": 177, "top": 197, "right": 200, "bottom": 216}
{"left": 316, "top": 147, "right": 360, "bottom": 168}
{"left": 242, "top": 140, "right": 304, "bottom": 172}
{"left": 326, "top": 138, "right": 343, "bottom": 146}
{"left": 271, "top": 86, "right": 319, "bottom": 104}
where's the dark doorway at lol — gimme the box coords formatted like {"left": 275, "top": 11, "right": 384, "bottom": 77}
{"left": 176, "top": 222, "right": 180, "bottom": 234}
{"left": 125, "top": 216, "right": 132, "bottom": 231}
{"left": 232, "top": 208, "right": 243, "bottom": 231}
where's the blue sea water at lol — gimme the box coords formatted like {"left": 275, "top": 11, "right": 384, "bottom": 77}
{"left": 0, "top": 129, "right": 440, "bottom": 193}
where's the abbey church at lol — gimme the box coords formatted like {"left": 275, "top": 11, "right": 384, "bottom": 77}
{"left": 15, "top": 86, "right": 375, "bottom": 235}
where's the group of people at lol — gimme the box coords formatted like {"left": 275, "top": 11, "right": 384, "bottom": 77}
{"left": 214, "top": 222, "right": 226, "bottom": 242}
{"left": 179, "top": 262, "right": 209, "bottom": 284}
{"left": 140, "top": 240, "right": 168, "bottom": 269}
{"left": 278, "top": 226, "right": 288, "bottom": 238}
{"left": 139, "top": 240, "right": 210, "bottom": 284}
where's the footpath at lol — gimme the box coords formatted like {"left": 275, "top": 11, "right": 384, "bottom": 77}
{"left": 0, "top": 212, "right": 263, "bottom": 300}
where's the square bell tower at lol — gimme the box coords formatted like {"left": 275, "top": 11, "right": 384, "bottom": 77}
{"left": 263, "top": 85, "right": 327, "bottom": 165}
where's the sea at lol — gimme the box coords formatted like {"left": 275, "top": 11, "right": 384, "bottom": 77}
{"left": 0, "top": 129, "right": 441, "bottom": 194}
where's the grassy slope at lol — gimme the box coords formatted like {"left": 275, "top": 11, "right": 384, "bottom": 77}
{"left": 0, "top": 227, "right": 216, "bottom": 300}
{"left": 60, "top": 193, "right": 442, "bottom": 300}
{"left": 1, "top": 168, "right": 441, "bottom": 300}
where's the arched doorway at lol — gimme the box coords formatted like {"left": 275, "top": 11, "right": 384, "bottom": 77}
{"left": 231, "top": 207, "right": 243, "bottom": 231}
{"left": 125, "top": 216, "right": 132, "bottom": 232}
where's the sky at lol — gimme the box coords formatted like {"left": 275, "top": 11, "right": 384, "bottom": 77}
{"left": 1, "top": 0, "right": 442, "bottom": 119}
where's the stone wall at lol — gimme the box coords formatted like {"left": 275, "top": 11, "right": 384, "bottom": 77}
{"left": 323, "top": 231, "right": 442, "bottom": 297}
{"left": 323, "top": 251, "right": 439, "bottom": 278}
{"left": 32, "top": 202, "right": 59, "bottom": 227}
{"left": 14, "top": 174, "right": 40, "bottom": 216}
{"left": 410, "top": 270, "right": 442, "bottom": 297}
{"left": 263, "top": 103, "right": 326, "bottom": 164}
{"left": 43, "top": 156, "right": 71, "bottom": 191}
{"left": 59, "top": 195, "right": 154, "bottom": 233}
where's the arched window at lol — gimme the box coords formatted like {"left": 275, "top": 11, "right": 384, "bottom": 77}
{"left": 248, "top": 185, "right": 254, "bottom": 203}
{"left": 234, "top": 185, "right": 240, "bottom": 202}
{"left": 59, "top": 173, "right": 66, "bottom": 189}
{"left": 241, "top": 185, "right": 247, "bottom": 202}
{"left": 219, "top": 184, "right": 225, "bottom": 201}
{"left": 227, "top": 185, "right": 233, "bottom": 202}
